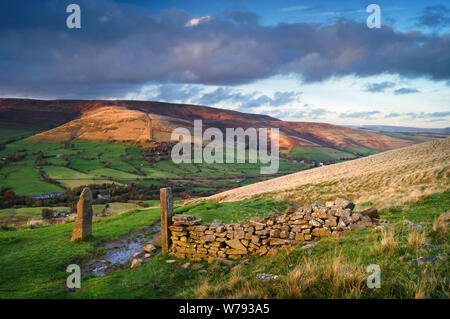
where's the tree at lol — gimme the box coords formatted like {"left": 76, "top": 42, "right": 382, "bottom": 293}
{"left": 42, "top": 208, "right": 54, "bottom": 220}
{"left": 4, "top": 190, "right": 16, "bottom": 199}
{"left": 33, "top": 200, "right": 42, "bottom": 207}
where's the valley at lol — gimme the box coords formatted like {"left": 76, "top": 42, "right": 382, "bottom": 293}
{"left": 0, "top": 98, "right": 423, "bottom": 225}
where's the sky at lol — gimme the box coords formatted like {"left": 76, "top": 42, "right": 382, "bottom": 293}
{"left": 0, "top": 0, "right": 449, "bottom": 128}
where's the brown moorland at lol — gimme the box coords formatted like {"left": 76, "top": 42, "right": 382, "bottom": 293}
{"left": 0, "top": 98, "right": 414, "bottom": 150}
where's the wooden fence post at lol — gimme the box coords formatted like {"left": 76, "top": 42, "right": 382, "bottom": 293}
{"left": 160, "top": 187, "right": 174, "bottom": 254}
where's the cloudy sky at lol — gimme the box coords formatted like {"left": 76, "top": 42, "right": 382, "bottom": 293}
{"left": 1, "top": 0, "right": 449, "bottom": 128}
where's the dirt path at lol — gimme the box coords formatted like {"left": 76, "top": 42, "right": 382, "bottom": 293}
{"left": 83, "top": 221, "right": 161, "bottom": 276}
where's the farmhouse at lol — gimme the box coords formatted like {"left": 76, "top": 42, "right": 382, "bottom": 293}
{"left": 97, "top": 191, "right": 111, "bottom": 200}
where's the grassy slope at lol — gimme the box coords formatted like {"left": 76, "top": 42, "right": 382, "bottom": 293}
{"left": 0, "top": 126, "right": 37, "bottom": 144}
{"left": 376, "top": 131, "right": 439, "bottom": 142}
{"left": 0, "top": 193, "right": 448, "bottom": 298}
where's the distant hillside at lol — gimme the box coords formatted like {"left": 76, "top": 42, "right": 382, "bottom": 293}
{"left": 198, "top": 138, "right": 450, "bottom": 207}
{"left": 0, "top": 98, "right": 413, "bottom": 154}
{"left": 347, "top": 125, "right": 450, "bottom": 134}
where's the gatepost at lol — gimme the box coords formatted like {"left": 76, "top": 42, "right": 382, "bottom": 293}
{"left": 160, "top": 187, "right": 174, "bottom": 254}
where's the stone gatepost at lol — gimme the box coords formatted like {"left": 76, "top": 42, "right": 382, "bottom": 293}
{"left": 71, "top": 187, "right": 93, "bottom": 241}
{"left": 160, "top": 187, "right": 174, "bottom": 254}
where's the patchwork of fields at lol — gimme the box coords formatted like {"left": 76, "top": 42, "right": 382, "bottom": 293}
{"left": 0, "top": 138, "right": 307, "bottom": 197}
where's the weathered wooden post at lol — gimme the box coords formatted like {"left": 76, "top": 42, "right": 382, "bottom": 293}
{"left": 160, "top": 187, "right": 174, "bottom": 254}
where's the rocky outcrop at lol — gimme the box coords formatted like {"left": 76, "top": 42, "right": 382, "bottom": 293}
{"left": 169, "top": 198, "right": 378, "bottom": 260}
{"left": 71, "top": 187, "right": 93, "bottom": 242}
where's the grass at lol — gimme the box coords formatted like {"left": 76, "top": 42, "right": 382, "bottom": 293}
{"left": 192, "top": 192, "right": 449, "bottom": 299}
{"left": 0, "top": 126, "right": 37, "bottom": 143}
{"left": 174, "top": 198, "right": 290, "bottom": 223}
{"left": 92, "top": 202, "right": 151, "bottom": 216}
{"left": 58, "top": 179, "right": 120, "bottom": 188}
{"left": 342, "top": 146, "right": 382, "bottom": 156}
{"left": 2, "top": 180, "right": 63, "bottom": 196}
{"left": 377, "top": 131, "right": 440, "bottom": 142}
{"left": 287, "top": 147, "right": 356, "bottom": 162}
{"left": 0, "top": 206, "right": 69, "bottom": 220}
{"left": 0, "top": 192, "right": 448, "bottom": 299}
{"left": 0, "top": 208, "right": 161, "bottom": 298}
{"left": 0, "top": 202, "right": 155, "bottom": 224}
{"left": 42, "top": 166, "right": 91, "bottom": 179}
{"left": 0, "top": 198, "right": 284, "bottom": 298}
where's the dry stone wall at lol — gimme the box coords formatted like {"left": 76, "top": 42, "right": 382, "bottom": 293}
{"left": 169, "top": 198, "right": 379, "bottom": 260}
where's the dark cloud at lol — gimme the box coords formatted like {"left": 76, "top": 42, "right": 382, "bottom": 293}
{"left": 128, "top": 84, "right": 301, "bottom": 109}
{"left": 394, "top": 88, "right": 420, "bottom": 95}
{"left": 416, "top": 5, "right": 450, "bottom": 28}
{"left": 1, "top": 0, "right": 450, "bottom": 98}
{"left": 363, "top": 81, "right": 396, "bottom": 93}
{"left": 194, "top": 87, "right": 301, "bottom": 109}
{"left": 195, "top": 88, "right": 249, "bottom": 106}
{"left": 154, "top": 84, "right": 203, "bottom": 102}
{"left": 222, "top": 10, "right": 259, "bottom": 25}
{"left": 339, "top": 111, "right": 381, "bottom": 119}
{"left": 269, "top": 106, "right": 329, "bottom": 120}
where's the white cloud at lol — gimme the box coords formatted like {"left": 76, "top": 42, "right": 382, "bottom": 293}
{"left": 185, "top": 16, "right": 211, "bottom": 27}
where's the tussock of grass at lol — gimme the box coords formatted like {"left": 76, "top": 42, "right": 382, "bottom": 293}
{"left": 371, "top": 229, "right": 397, "bottom": 255}
{"left": 408, "top": 230, "right": 427, "bottom": 251}
{"left": 432, "top": 217, "right": 448, "bottom": 234}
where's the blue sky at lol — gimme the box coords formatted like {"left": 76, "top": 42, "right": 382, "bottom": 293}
{"left": 0, "top": 0, "right": 449, "bottom": 127}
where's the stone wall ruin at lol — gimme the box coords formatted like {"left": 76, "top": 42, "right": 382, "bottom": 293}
{"left": 169, "top": 198, "right": 379, "bottom": 260}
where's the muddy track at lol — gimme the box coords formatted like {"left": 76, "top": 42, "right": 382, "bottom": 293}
{"left": 83, "top": 221, "right": 161, "bottom": 276}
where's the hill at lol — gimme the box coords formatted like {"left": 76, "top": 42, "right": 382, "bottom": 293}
{"left": 198, "top": 137, "right": 450, "bottom": 207}
{"left": 0, "top": 98, "right": 413, "bottom": 153}
{"left": 347, "top": 125, "right": 450, "bottom": 134}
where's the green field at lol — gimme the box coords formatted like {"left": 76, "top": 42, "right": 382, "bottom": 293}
{"left": 287, "top": 147, "right": 356, "bottom": 162}
{"left": 342, "top": 146, "right": 383, "bottom": 156}
{"left": 0, "top": 192, "right": 448, "bottom": 298}
{"left": 0, "top": 206, "right": 69, "bottom": 220}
